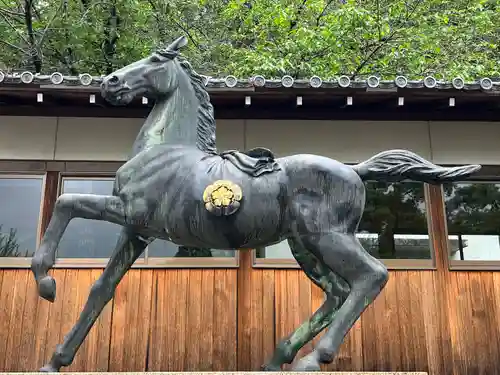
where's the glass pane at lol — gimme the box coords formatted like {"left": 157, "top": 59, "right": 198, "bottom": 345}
{"left": 356, "top": 233, "right": 431, "bottom": 259}
{"left": 256, "top": 181, "right": 431, "bottom": 260}
{"left": 256, "top": 240, "right": 294, "bottom": 259}
{"left": 0, "top": 177, "right": 43, "bottom": 257}
{"left": 147, "top": 238, "right": 236, "bottom": 257}
{"left": 359, "top": 181, "right": 431, "bottom": 259}
{"left": 448, "top": 234, "right": 500, "bottom": 261}
{"left": 57, "top": 178, "right": 134, "bottom": 258}
{"left": 444, "top": 182, "right": 500, "bottom": 260}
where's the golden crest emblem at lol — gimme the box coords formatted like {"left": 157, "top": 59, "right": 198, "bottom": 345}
{"left": 203, "top": 180, "right": 243, "bottom": 216}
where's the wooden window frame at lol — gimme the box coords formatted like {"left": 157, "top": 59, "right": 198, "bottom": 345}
{"left": 439, "top": 168, "right": 500, "bottom": 271}
{"left": 0, "top": 160, "right": 239, "bottom": 269}
{"left": 252, "top": 183, "right": 437, "bottom": 270}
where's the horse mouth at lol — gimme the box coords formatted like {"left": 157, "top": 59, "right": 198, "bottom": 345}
{"left": 102, "top": 89, "right": 134, "bottom": 106}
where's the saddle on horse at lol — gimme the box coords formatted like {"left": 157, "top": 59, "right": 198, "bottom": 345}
{"left": 217, "top": 147, "right": 281, "bottom": 177}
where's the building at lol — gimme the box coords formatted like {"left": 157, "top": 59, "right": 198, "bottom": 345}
{"left": 0, "top": 71, "right": 499, "bottom": 374}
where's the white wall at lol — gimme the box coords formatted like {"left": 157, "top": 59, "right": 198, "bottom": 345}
{"left": 1, "top": 115, "right": 499, "bottom": 260}
{"left": 1, "top": 116, "right": 499, "bottom": 164}
{"left": 245, "top": 120, "right": 433, "bottom": 161}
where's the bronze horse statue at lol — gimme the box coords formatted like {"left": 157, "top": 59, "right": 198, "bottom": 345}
{"left": 31, "top": 36, "right": 481, "bottom": 372}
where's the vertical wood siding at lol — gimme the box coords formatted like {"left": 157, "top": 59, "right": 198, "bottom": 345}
{"left": 0, "top": 266, "right": 499, "bottom": 374}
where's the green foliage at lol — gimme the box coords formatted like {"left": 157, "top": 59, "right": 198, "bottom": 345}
{"left": 0, "top": 0, "right": 498, "bottom": 79}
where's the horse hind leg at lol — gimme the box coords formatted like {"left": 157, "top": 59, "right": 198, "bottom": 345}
{"left": 291, "top": 231, "right": 389, "bottom": 371}
{"left": 262, "top": 236, "right": 351, "bottom": 371}
{"left": 40, "top": 228, "right": 149, "bottom": 372}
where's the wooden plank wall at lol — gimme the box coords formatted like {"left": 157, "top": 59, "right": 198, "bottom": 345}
{"left": 0, "top": 266, "right": 499, "bottom": 374}
{"left": 0, "top": 269, "right": 238, "bottom": 373}
{"left": 239, "top": 267, "right": 500, "bottom": 375}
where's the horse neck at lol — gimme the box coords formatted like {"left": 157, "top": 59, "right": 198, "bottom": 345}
{"left": 129, "top": 79, "right": 199, "bottom": 158}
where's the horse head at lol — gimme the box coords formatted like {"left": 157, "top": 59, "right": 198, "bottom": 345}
{"left": 100, "top": 36, "right": 189, "bottom": 105}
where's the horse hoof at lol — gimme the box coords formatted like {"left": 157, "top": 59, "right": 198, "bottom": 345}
{"left": 291, "top": 354, "right": 321, "bottom": 371}
{"left": 38, "top": 276, "right": 56, "bottom": 302}
{"left": 261, "top": 364, "right": 281, "bottom": 371}
{"left": 39, "top": 364, "right": 59, "bottom": 372}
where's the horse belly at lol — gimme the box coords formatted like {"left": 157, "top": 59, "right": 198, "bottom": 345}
{"left": 217, "top": 193, "right": 285, "bottom": 249}
{"left": 166, "top": 177, "right": 287, "bottom": 249}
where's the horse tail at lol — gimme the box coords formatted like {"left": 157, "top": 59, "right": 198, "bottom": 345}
{"left": 351, "top": 149, "right": 481, "bottom": 184}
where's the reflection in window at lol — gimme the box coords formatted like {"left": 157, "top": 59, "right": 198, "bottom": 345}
{"left": 0, "top": 176, "right": 43, "bottom": 257}
{"left": 256, "top": 181, "right": 431, "bottom": 260}
{"left": 359, "top": 181, "right": 430, "bottom": 259}
{"left": 444, "top": 182, "right": 500, "bottom": 261}
{"left": 147, "top": 239, "right": 236, "bottom": 258}
{"left": 57, "top": 178, "right": 128, "bottom": 258}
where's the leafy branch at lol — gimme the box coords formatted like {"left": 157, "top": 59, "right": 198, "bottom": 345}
{"left": 316, "top": 0, "right": 336, "bottom": 26}
{"left": 101, "top": 1, "right": 119, "bottom": 75}
{"left": 24, "top": 0, "right": 42, "bottom": 72}
{"left": 0, "top": 0, "right": 67, "bottom": 72}
{"left": 289, "top": 0, "right": 308, "bottom": 32}
{"left": 350, "top": 0, "right": 424, "bottom": 78}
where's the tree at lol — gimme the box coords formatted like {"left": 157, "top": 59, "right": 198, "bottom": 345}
{"left": 0, "top": 0, "right": 498, "bottom": 79}
{"left": 444, "top": 182, "right": 500, "bottom": 236}
{"left": 219, "top": 0, "right": 500, "bottom": 79}
{"left": 174, "top": 246, "right": 213, "bottom": 257}
{"left": 441, "top": 182, "right": 500, "bottom": 259}
{"left": 359, "top": 181, "right": 428, "bottom": 258}
{"left": 0, "top": 225, "right": 30, "bottom": 257}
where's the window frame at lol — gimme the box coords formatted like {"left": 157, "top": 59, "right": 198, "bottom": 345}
{"left": 252, "top": 183, "right": 437, "bottom": 270}
{"left": 0, "top": 161, "right": 239, "bottom": 269}
{"left": 441, "top": 170, "right": 500, "bottom": 271}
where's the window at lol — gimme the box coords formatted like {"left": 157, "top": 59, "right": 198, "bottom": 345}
{"left": 58, "top": 176, "right": 236, "bottom": 263}
{"left": 0, "top": 175, "right": 44, "bottom": 257}
{"left": 57, "top": 177, "right": 126, "bottom": 259}
{"left": 444, "top": 181, "right": 500, "bottom": 262}
{"left": 147, "top": 239, "right": 236, "bottom": 258}
{"left": 358, "top": 181, "right": 431, "bottom": 260}
{"left": 255, "top": 181, "right": 433, "bottom": 268}
{"left": 0, "top": 166, "right": 237, "bottom": 268}
{"left": 255, "top": 241, "right": 294, "bottom": 260}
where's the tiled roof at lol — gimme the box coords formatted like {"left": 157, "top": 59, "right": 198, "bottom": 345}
{"left": 0, "top": 71, "right": 499, "bottom": 92}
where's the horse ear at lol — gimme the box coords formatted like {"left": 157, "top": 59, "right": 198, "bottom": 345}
{"left": 167, "top": 36, "right": 188, "bottom": 51}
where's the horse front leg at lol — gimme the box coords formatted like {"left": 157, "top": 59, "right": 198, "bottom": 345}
{"left": 31, "top": 193, "right": 127, "bottom": 302}
{"left": 40, "top": 228, "right": 149, "bottom": 372}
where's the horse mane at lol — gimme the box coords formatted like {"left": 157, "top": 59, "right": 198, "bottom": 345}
{"left": 177, "top": 56, "right": 217, "bottom": 154}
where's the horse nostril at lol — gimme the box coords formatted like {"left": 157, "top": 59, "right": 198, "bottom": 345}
{"left": 108, "top": 75, "right": 119, "bottom": 85}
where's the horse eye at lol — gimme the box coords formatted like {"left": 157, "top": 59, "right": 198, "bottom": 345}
{"left": 151, "top": 55, "right": 163, "bottom": 63}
